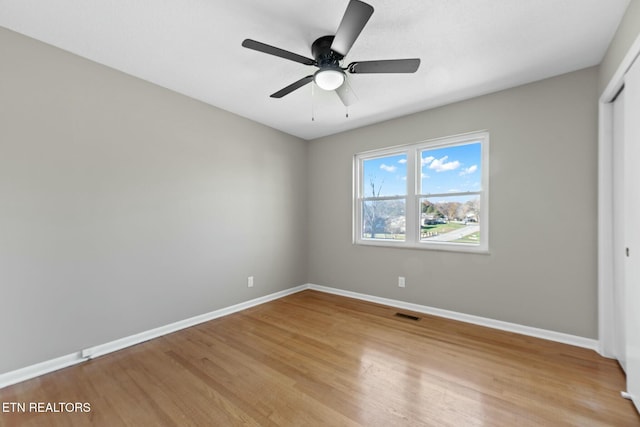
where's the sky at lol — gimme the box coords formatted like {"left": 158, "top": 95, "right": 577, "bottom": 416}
{"left": 362, "top": 142, "right": 482, "bottom": 199}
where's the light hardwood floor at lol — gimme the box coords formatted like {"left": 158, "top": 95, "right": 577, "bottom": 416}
{"left": 1, "top": 290, "right": 638, "bottom": 426}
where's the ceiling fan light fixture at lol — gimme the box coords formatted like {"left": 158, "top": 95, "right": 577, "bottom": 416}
{"left": 314, "top": 68, "right": 345, "bottom": 91}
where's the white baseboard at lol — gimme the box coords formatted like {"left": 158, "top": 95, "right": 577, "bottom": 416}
{"left": 306, "top": 284, "right": 598, "bottom": 351}
{"left": 0, "top": 285, "right": 307, "bottom": 389}
{"left": 81, "top": 284, "right": 307, "bottom": 360}
{"left": 0, "top": 282, "right": 598, "bottom": 389}
{"left": 0, "top": 352, "right": 85, "bottom": 390}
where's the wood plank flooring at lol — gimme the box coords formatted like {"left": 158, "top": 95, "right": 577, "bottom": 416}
{"left": 1, "top": 290, "right": 638, "bottom": 426}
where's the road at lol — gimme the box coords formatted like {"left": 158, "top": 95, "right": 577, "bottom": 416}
{"left": 424, "top": 224, "right": 480, "bottom": 242}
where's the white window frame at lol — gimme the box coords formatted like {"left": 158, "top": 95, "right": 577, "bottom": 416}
{"left": 353, "top": 131, "right": 489, "bottom": 253}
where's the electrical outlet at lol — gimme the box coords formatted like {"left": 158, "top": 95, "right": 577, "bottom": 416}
{"left": 398, "top": 276, "right": 405, "bottom": 288}
{"left": 248, "top": 276, "right": 254, "bottom": 288}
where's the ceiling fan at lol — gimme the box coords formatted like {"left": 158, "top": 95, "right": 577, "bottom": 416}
{"left": 241, "top": 0, "right": 420, "bottom": 106}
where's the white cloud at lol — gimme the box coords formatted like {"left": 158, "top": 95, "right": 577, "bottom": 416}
{"left": 380, "top": 164, "right": 397, "bottom": 173}
{"left": 398, "top": 158, "right": 407, "bottom": 164}
{"left": 460, "top": 165, "right": 478, "bottom": 176}
{"left": 429, "top": 156, "right": 460, "bottom": 172}
{"left": 421, "top": 156, "right": 435, "bottom": 166}
{"left": 421, "top": 173, "right": 430, "bottom": 179}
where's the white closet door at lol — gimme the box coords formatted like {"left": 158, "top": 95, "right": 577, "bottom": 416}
{"left": 613, "top": 89, "right": 626, "bottom": 371}
{"left": 624, "top": 56, "right": 640, "bottom": 413}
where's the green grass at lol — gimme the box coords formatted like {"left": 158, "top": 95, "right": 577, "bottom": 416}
{"left": 421, "top": 222, "right": 465, "bottom": 235}
{"left": 363, "top": 222, "right": 479, "bottom": 242}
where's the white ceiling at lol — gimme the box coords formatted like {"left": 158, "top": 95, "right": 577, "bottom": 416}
{"left": 0, "top": 0, "right": 631, "bottom": 140}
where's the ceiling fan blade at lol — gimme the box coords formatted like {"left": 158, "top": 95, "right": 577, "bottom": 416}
{"left": 242, "top": 39, "right": 316, "bottom": 66}
{"left": 335, "top": 80, "right": 358, "bottom": 106}
{"left": 348, "top": 58, "right": 421, "bottom": 74}
{"left": 270, "top": 75, "right": 314, "bottom": 98}
{"left": 331, "top": 0, "right": 374, "bottom": 57}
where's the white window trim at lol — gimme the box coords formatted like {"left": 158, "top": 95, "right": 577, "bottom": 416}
{"left": 353, "top": 131, "right": 490, "bottom": 254}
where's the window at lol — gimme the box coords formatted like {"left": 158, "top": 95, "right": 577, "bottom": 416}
{"left": 354, "top": 131, "right": 489, "bottom": 253}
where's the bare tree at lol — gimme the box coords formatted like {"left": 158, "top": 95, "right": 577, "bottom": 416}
{"left": 363, "top": 176, "right": 385, "bottom": 237}
{"left": 445, "top": 202, "right": 459, "bottom": 222}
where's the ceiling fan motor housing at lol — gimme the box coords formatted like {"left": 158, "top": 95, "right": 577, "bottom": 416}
{"left": 312, "top": 35, "right": 344, "bottom": 69}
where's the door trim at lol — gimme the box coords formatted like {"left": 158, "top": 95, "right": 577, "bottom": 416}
{"left": 598, "top": 33, "right": 640, "bottom": 357}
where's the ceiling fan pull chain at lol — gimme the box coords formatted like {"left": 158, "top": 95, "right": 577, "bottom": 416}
{"left": 311, "top": 83, "right": 316, "bottom": 121}
{"left": 346, "top": 106, "right": 349, "bottom": 118}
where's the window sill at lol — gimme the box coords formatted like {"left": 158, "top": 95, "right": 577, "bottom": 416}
{"left": 354, "top": 239, "right": 490, "bottom": 254}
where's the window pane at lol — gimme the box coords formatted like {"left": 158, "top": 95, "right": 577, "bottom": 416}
{"left": 420, "top": 195, "right": 480, "bottom": 244}
{"left": 354, "top": 131, "right": 488, "bottom": 252}
{"left": 421, "top": 142, "right": 481, "bottom": 194}
{"left": 363, "top": 154, "right": 407, "bottom": 197}
{"left": 362, "top": 199, "right": 406, "bottom": 240}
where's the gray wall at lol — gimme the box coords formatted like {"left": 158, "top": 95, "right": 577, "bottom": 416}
{"left": 599, "top": 0, "right": 640, "bottom": 94}
{"left": 308, "top": 67, "right": 599, "bottom": 338}
{"left": 2, "top": 10, "right": 620, "bottom": 375}
{"left": 0, "top": 28, "right": 308, "bottom": 374}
